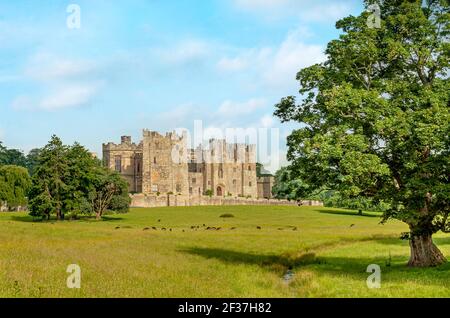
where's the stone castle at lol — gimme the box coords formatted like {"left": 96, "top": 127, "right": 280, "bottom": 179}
{"left": 103, "top": 130, "right": 274, "bottom": 200}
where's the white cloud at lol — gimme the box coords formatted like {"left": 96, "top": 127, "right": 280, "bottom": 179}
{"left": 234, "top": 0, "right": 292, "bottom": 10}
{"left": 11, "top": 53, "right": 103, "bottom": 111}
{"left": 25, "top": 54, "right": 96, "bottom": 81}
{"left": 217, "top": 98, "right": 267, "bottom": 116}
{"left": 216, "top": 26, "right": 326, "bottom": 89}
{"left": 259, "top": 114, "right": 274, "bottom": 128}
{"left": 39, "top": 84, "right": 101, "bottom": 111}
{"left": 299, "top": 3, "right": 353, "bottom": 22}
{"left": 263, "top": 32, "right": 325, "bottom": 88}
{"left": 217, "top": 56, "right": 248, "bottom": 72}
{"left": 157, "top": 39, "right": 212, "bottom": 65}
{"left": 233, "top": 0, "right": 355, "bottom": 22}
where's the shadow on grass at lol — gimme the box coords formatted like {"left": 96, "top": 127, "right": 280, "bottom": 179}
{"left": 181, "top": 247, "right": 319, "bottom": 272}
{"left": 316, "top": 209, "right": 381, "bottom": 218}
{"left": 373, "top": 235, "right": 450, "bottom": 247}
{"left": 181, "top": 246, "right": 450, "bottom": 287}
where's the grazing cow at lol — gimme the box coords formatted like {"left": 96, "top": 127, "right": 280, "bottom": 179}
{"left": 152, "top": 227, "right": 157, "bottom": 230}
{"left": 143, "top": 227, "right": 150, "bottom": 231}
{"left": 256, "top": 226, "right": 261, "bottom": 230}
{"left": 161, "top": 227, "right": 166, "bottom": 231}
{"left": 230, "top": 227, "right": 236, "bottom": 230}
{"left": 350, "top": 224, "right": 355, "bottom": 228}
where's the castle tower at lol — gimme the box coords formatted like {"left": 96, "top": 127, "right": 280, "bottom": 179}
{"left": 141, "top": 130, "right": 189, "bottom": 196}
{"left": 102, "top": 136, "right": 143, "bottom": 193}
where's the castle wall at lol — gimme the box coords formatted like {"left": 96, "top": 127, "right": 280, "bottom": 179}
{"left": 257, "top": 176, "right": 275, "bottom": 199}
{"left": 102, "top": 136, "right": 143, "bottom": 193}
{"left": 130, "top": 194, "right": 323, "bottom": 208}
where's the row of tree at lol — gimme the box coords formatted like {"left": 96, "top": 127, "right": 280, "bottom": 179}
{"left": 0, "top": 141, "right": 41, "bottom": 175}
{"left": 0, "top": 136, "right": 130, "bottom": 219}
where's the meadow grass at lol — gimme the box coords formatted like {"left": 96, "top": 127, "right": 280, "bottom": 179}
{"left": 0, "top": 205, "right": 448, "bottom": 297}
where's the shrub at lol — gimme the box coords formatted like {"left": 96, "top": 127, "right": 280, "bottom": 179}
{"left": 220, "top": 213, "right": 234, "bottom": 218}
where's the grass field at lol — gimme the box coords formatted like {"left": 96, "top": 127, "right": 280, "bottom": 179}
{"left": 0, "top": 205, "right": 449, "bottom": 298}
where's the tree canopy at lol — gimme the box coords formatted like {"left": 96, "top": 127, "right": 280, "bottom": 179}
{"left": 0, "top": 165, "right": 31, "bottom": 210}
{"left": 275, "top": 0, "right": 449, "bottom": 267}
{"left": 28, "top": 135, "right": 130, "bottom": 220}
{"left": 0, "top": 141, "right": 27, "bottom": 168}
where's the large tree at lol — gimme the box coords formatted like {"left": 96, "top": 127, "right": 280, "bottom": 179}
{"left": 0, "top": 165, "right": 31, "bottom": 210}
{"left": 275, "top": 0, "right": 449, "bottom": 267}
{"left": 29, "top": 136, "right": 70, "bottom": 220}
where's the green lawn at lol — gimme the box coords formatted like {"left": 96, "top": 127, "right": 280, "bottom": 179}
{"left": 0, "top": 205, "right": 449, "bottom": 297}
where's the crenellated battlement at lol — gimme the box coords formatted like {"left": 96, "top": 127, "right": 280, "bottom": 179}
{"left": 104, "top": 129, "right": 262, "bottom": 199}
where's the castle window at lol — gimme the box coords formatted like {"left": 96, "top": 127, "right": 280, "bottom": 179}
{"left": 176, "top": 184, "right": 182, "bottom": 193}
{"left": 137, "top": 162, "right": 141, "bottom": 173}
{"left": 233, "top": 179, "right": 236, "bottom": 185}
{"left": 249, "top": 182, "right": 252, "bottom": 187}
{"left": 233, "top": 167, "right": 236, "bottom": 173}
{"left": 248, "top": 165, "right": 251, "bottom": 171}
{"left": 114, "top": 156, "right": 122, "bottom": 172}
{"left": 192, "top": 178, "right": 196, "bottom": 184}
{"left": 219, "top": 163, "right": 223, "bottom": 178}
{"left": 208, "top": 181, "right": 211, "bottom": 185}
{"left": 189, "top": 187, "right": 193, "bottom": 194}
{"left": 154, "top": 157, "right": 157, "bottom": 164}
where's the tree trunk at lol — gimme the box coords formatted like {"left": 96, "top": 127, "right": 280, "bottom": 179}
{"left": 408, "top": 233, "right": 447, "bottom": 267}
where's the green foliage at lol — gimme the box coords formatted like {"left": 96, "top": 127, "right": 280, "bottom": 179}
{"left": 0, "top": 142, "right": 27, "bottom": 168}
{"left": 256, "top": 163, "right": 272, "bottom": 177}
{"left": 275, "top": 0, "right": 450, "bottom": 265}
{"left": 88, "top": 167, "right": 130, "bottom": 219}
{"left": 272, "top": 167, "right": 311, "bottom": 201}
{"left": 0, "top": 165, "right": 31, "bottom": 210}
{"left": 25, "top": 148, "right": 42, "bottom": 176}
{"left": 28, "top": 135, "right": 130, "bottom": 220}
{"left": 204, "top": 189, "right": 213, "bottom": 197}
{"left": 320, "top": 190, "right": 391, "bottom": 212}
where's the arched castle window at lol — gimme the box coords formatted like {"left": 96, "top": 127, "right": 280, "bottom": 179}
{"left": 154, "top": 157, "right": 157, "bottom": 164}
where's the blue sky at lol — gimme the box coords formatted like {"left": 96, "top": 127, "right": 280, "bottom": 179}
{"left": 0, "top": 0, "right": 364, "bottom": 171}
